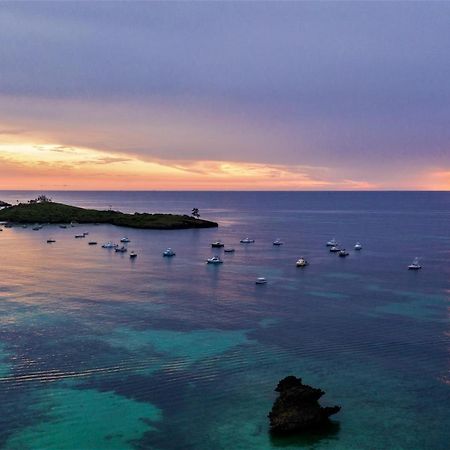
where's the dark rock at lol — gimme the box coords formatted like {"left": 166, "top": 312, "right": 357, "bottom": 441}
{"left": 268, "top": 376, "right": 340, "bottom": 434}
{"left": 0, "top": 200, "right": 11, "bottom": 207}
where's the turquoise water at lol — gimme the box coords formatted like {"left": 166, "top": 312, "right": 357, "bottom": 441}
{"left": 0, "top": 191, "right": 449, "bottom": 449}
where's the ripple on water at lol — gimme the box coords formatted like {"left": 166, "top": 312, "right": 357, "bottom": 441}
{"left": 5, "top": 386, "right": 162, "bottom": 450}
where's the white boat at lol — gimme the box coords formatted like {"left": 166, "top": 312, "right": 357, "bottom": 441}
{"left": 296, "top": 258, "right": 309, "bottom": 267}
{"left": 255, "top": 277, "right": 267, "bottom": 284}
{"left": 115, "top": 246, "right": 127, "bottom": 253}
{"left": 102, "top": 241, "right": 118, "bottom": 249}
{"left": 83, "top": 232, "right": 89, "bottom": 236}
{"left": 273, "top": 239, "right": 283, "bottom": 246}
{"left": 74, "top": 234, "right": 85, "bottom": 238}
{"left": 408, "top": 257, "right": 422, "bottom": 270}
{"left": 120, "top": 237, "right": 130, "bottom": 243}
{"left": 211, "top": 241, "right": 224, "bottom": 248}
{"left": 129, "top": 251, "right": 137, "bottom": 258}
{"left": 354, "top": 242, "right": 362, "bottom": 250}
{"left": 329, "top": 246, "right": 340, "bottom": 253}
{"left": 240, "top": 238, "right": 255, "bottom": 244}
{"left": 224, "top": 248, "right": 235, "bottom": 253}
{"left": 22, "top": 225, "right": 27, "bottom": 229}
{"left": 163, "top": 248, "right": 176, "bottom": 257}
{"left": 206, "top": 256, "right": 223, "bottom": 264}
{"left": 338, "top": 249, "right": 349, "bottom": 257}
{"left": 326, "top": 238, "right": 338, "bottom": 247}
{"left": 32, "top": 224, "right": 42, "bottom": 231}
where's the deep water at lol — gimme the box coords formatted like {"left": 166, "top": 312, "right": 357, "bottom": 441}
{"left": 0, "top": 191, "right": 449, "bottom": 449}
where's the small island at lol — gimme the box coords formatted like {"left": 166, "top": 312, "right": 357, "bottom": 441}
{"left": 268, "top": 376, "right": 341, "bottom": 435}
{"left": 0, "top": 200, "right": 218, "bottom": 230}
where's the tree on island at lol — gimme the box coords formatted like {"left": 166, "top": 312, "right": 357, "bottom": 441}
{"left": 29, "top": 195, "right": 52, "bottom": 204}
{"left": 191, "top": 207, "right": 200, "bottom": 219}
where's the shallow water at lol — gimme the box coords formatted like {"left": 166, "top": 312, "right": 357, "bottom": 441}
{"left": 0, "top": 191, "right": 449, "bottom": 449}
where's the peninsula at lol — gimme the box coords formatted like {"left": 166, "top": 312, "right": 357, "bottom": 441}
{"left": 0, "top": 201, "right": 218, "bottom": 230}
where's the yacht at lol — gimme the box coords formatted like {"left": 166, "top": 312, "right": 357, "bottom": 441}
{"left": 46, "top": 239, "right": 56, "bottom": 243}
{"left": 115, "top": 246, "right": 127, "bottom": 253}
{"left": 296, "top": 258, "right": 309, "bottom": 267}
{"left": 255, "top": 277, "right": 267, "bottom": 285}
{"left": 338, "top": 249, "right": 349, "bottom": 257}
{"left": 211, "top": 241, "right": 224, "bottom": 248}
{"left": 354, "top": 242, "right": 362, "bottom": 251}
{"left": 273, "top": 239, "right": 283, "bottom": 246}
{"left": 240, "top": 238, "right": 255, "bottom": 244}
{"left": 206, "top": 256, "right": 223, "bottom": 264}
{"left": 129, "top": 251, "right": 137, "bottom": 259}
{"left": 224, "top": 248, "right": 235, "bottom": 253}
{"left": 326, "top": 238, "right": 338, "bottom": 247}
{"left": 163, "top": 248, "right": 176, "bottom": 257}
{"left": 101, "top": 242, "right": 118, "bottom": 249}
{"left": 329, "top": 246, "right": 340, "bottom": 253}
{"left": 408, "top": 257, "right": 422, "bottom": 270}
{"left": 120, "top": 237, "right": 130, "bottom": 243}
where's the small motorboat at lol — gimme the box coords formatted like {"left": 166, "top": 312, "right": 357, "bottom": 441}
{"left": 326, "top": 238, "right": 338, "bottom": 247}
{"left": 408, "top": 257, "right": 422, "bottom": 270}
{"left": 240, "top": 238, "right": 255, "bottom": 244}
{"left": 255, "top": 277, "right": 267, "bottom": 285}
{"left": 224, "top": 248, "right": 235, "bottom": 253}
{"left": 329, "top": 246, "right": 340, "bottom": 253}
{"left": 296, "top": 258, "right": 309, "bottom": 267}
{"left": 129, "top": 251, "right": 137, "bottom": 258}
{"left": 4, "top": 223, "right": 12, "bottom": 228}
{"left": 115, "top": 246, "right": 127, "bottom": 253}
{"left": 32, "top": 224, "right": 42, "bottom": 231}
{"left": 120, "top": 237, "right": 130, "bottom": 243}
{"left": 206, "top": 256, "right": 223, "bottom": 264}
{"left": 211, "top": 241, "right": 224, "bottom": 248}
{"left": 102, "top": 242, "right": 118, "bottom": 249}
{"left": 354, "top": 242, "right": 362, "bottom": 251}
{"left": 338, "top": 249, "right": 349, "bottom": 257}
{"left": 59, "top": 225, "right": 67, "bottom": 229}
{"left": 273, "top": 239, "right": 283, "bottom": 246}
{"left": 163, "top": 248, "right": 176, "bottom": 257}
{"left": 88, "top": 241, "right": 98, "bottom": 245}
{"left": 83, "top": 232, "right": 89, "bottom": 236}
{"left": 75, "top": 234, "right": 85, "bottom": 238}
{"left": 22, "top": 225, "right": 27, "bottom": 229}
{"left": 46, "top": 239, "right": 56, "bottom": 243}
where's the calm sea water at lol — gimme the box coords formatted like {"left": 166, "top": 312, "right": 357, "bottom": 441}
{"left": 0, "top": 191, "right": 449, "bottom": 450}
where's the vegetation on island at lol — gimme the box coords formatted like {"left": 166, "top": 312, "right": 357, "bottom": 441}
{"left": 0, "top": 199, "right": 218, "bottom": 230}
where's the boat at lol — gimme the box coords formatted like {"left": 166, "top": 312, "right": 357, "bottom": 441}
{"left": 206, "top": 256, "right": 223, "bottom": 264}
{"left": 46, "top": 239, "right": 56, "bottom": 243}
{"left": 296, "top": 258, "right": 309, "bottom": 267}
{"left": 120, "top": 237, "right": 130, "bottom": 243}
{"left": 88, "top": 241, "right": 98, "bottom": 245}
{"left": 115, "top": 246, "right": 127, "bottom": 253}
{"left": 329, "top": 246, "right": 340, "bottom": 253}
{"left": 59, "top": 225, "right": 67, "bottom": 229}
{"left": 224, "top": 248, "right": 235, "bottom": 253}
{"left": 163, "top": 248, "right": 176, "bottom": 257}
{"left": 354, "top": 242, "right": 362, "bottom": 250}
{"left": 273, "top": 239, "right": 283, "bottom": 246}
{"left": 326, "top": 238, "right": 338, "bottom": 247}
{"left": 101, "top": 241, "right": 118, "bottom": 249}
{"left": 83, "top": 232, "right": 89, "bottom": 236}
{"left": 129, "top": 251, "right": 137, "bottom": 258}
{"left": 32, "top": 224, "right": 42, "bottom": 231}
{"left": 338, "top": 249, "right": 349, "bottom": 257}
{"left": 255, "top": 277, "right": 267, "bottom": 284}
{"left": 211, "top": 241, "right": 224, "bottom": 248}
{"left": 4, "top": 223, "right": 12, "bottom": 228}
{"left": 408, "top": 257, "right": 422, "bottom": 270}
{"left": 240, "top": 238, "right": 255, "bottom": 244}
{"left": 74, "top": 234, "right": 85, "bottom": 238}
{"left": 22, "top": 225, "right": 27, "bottom": 229}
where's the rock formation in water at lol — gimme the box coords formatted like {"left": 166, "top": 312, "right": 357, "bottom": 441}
{"left": 268, "top": 375, "right": 341, "bottom": 434}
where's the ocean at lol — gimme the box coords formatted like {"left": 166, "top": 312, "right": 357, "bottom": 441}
{"left": 0, "top": 191, "right": 449, "bottom": 449}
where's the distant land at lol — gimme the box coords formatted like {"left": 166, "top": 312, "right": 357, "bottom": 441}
{"left": 0, "top": 201, "right": 218, "bottom": 230}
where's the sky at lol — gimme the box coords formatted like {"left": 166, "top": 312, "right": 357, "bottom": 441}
{"left": 0, "top": 1, "right": 449, "bottom": 190}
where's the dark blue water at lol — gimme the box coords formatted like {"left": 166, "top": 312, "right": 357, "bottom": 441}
{"left": 0, "top": 191, "right": 449, "bottom": 449}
